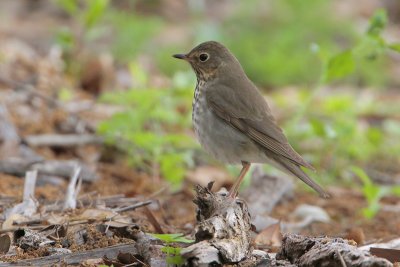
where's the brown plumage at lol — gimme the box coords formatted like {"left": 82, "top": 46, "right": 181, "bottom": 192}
{"left": 173, "top": 41, "right": 329, "bottom": 198}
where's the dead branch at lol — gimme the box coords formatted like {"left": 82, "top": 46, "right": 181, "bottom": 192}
{"left": 0, "top": 243, "right": 137, "bottom": 267}
{"left": 0, "top": 158, "right": 98, "bottom": 182}
{"left": 24, "top": 134, "right": 103, "bottom": 147}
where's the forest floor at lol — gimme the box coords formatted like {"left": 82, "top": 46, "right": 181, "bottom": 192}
{"left": 0, "top": 1, "right": 399, "bottom": 266}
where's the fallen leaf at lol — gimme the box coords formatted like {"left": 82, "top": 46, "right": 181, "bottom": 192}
{"left": 47, "top": 214, "right": 68, "bottom": 225}
{"left": 78, "top": 208, "right": 116, "bottom": 221}
{"left": 255, "top": 221, "right": 282, "bottom": 248}
{"left": 2, "top": 214, "right": 27, "bottom": 230}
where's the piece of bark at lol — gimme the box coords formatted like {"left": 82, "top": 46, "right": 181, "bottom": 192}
{"left": 14, "top": 229, "right": 55, "bottom": 251}
{"left": 370, "top": 248, "right": 400, "bottom": 264}
{"left": 276, "top": 233, "right": 393, "bottom": 267}
{"left": 181, "top": 184, "right": 254, "bottom": 266}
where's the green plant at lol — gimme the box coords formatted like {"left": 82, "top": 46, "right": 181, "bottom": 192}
{"left": 97, "top": 69, "right": 197, "bottom": 190}
{"left": 54, "top": 0, "right": 162, "bottom": 71}
{"left": 322, "top": 9, "right": 399, "bottom": 83}
{"left": 223, "top": 0, "right": 357, "bottom": 87}
{"left": 279, "top": 9, "right": 400, "bottom": 187}
{"left": 54, "top": 0, "right": 110, "bottom": 48}
{"left": 351, "top": 166, "right": 400, "bottom": 219}
{"left": 54, "top": 0, "right": 110, "bottom": 77}
{"left": 151, "top": 233, "right": 194, "bottom": 266}
{"left": 103, "top": 10, "right": 162, "bottom": 62}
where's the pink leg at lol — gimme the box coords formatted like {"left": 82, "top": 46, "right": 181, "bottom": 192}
{"left": 229, "top": 161, "right": 251, "bottom": 198}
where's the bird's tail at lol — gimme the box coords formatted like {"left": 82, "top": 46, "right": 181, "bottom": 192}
{"left": 274, "top": 157, "right": 330, "bottom": 198}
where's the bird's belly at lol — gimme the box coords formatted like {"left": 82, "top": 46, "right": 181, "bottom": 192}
{"left": 193, "top": 97, "right": 267, "bottom": 164}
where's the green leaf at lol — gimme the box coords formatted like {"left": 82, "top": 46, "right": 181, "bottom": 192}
{"left": 362, "top": 204, "right": 379, "bottom": 219}
{"left": 83, "top": 0, "right": 109, "bottom": 29}
{"left": 392, "top": 186, "right": 400, "bottom": 196}
{"left": 58, "top": 88, "right": 73, "bottom": 102}
{"left": 159, "top": 154, "right": 186, "bottom": 189}
{"left": 55, "top": 27, "right": 75, "bottom": 51}
{"left": 129, "top": 62, "right": 148, "bottom": 88}
{"left": 367, "top": 9, "right": 387, "bottom": 37}
{"left": 309, "top": 119, "right": 325, "bottom": 137}
{"left": 388, "top": 43, "right": 400, "bottom": 53}
{"left": 324, "top": 50, "right": 355, "bottom": 82}
{"left": 161, "top": 246, "right": 181, "bottom": 254}
{"left": 366, "top": 127, "right": 382, "bottom": 146}
{"left": 170, "top": 235, "right": 194, "bottom": 244}
{"left": 166, "top": 255, "right": 185, "bottom": 265}
{"left": 150, "top": 233, "right": 194, "bottom": 244}
{"left": 351, "top": 166, "right": 372, "bottom": 186}
{"left": 351, "top": 166, "right": 393, "bottom": 219}
{"left": 56, "top": 0, "right": 78, "bottom": 15}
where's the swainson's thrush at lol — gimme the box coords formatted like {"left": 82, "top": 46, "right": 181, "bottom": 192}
{"left": 173, "top": 41, "right": 328, "bottom": 198}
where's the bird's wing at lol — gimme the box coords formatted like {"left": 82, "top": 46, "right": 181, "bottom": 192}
{"left": 205, "top": 83, "right": 314, "bottom": 169}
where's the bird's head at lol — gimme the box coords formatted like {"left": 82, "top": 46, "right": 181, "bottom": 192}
{"left": 173, "top": 41, "right": 239, "bottom": 81}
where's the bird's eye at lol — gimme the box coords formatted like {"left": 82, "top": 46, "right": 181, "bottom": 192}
{"left": 199, "top": 53, "right": 209, "bottom": 62}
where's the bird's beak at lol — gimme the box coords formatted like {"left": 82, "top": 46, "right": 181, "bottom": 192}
{"left": 173, "top": 54, "right": 188, "bottom": 60}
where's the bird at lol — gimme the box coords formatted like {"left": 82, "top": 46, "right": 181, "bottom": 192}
{"left": 173, "top": 41, "right": 329, "bottom": 198}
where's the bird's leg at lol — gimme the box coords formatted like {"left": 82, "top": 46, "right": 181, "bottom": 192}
{"left": 229, "top": 161, "right": 251, "bottom": 198}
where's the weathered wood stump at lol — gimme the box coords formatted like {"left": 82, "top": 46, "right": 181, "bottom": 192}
{"left": 181, "top": 183, "right": 269, "bottom": 266}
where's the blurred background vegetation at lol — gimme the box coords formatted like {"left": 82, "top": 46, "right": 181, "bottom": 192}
{"left": 11, "top": 0, "right": 399, "bottom": 216}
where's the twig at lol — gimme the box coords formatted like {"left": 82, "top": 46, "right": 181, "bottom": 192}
{"left": 23, "top": 170, "right": 38, "bottom": 215}
{"left": 113, "top": 200, "right": 153, "bottom": 213}
{"left": 63, "top": 166, "right": 82, "bottom": 210}
{"left": 142, "top": 206, "right": 164, "bottom": 234}
{"left": 125, "top": 255, "right": 150, "bottom": 267}
{"left": 43, "top": 195, "right": 144, "bottom": 212}
{"left": 147, "top": 187, "right": 167, "bottom": 199}
{"left": 5, "top": 170, "right": 38, "bottom": 218}
{"left": 336, "top": 249, "right": 347, "bottom": 267}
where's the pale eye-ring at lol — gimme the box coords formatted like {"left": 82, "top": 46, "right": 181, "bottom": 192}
{"left": 199, "top": 53, "right": 209, "bottom": 62}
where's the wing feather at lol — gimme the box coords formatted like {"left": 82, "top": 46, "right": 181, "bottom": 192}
{"left": 206, "top": 83, "right": 314, "bottom": 169}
